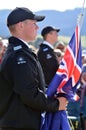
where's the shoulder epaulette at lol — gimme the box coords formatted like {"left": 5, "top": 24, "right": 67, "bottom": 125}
{"left": 43, "top": 48, "right": 48, "bottom": 52}
{"left": 13, "top": 45, "right": 22, "bottom": 51}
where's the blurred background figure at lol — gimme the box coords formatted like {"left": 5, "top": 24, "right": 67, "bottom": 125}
{"left": 54, "top": 48, "right": 64, "bottom": 64}
{"left": 80, "top": 49, "right": 86, "bottom": 94}
{"left": 55, "top": 41, "right": 66, "bottom": 52}
{"left": 29, "top": 44, "right": 38, "bottom": 54}
{"left": 80, "top": 52, "right": 86, "bottom": 113}
{"left": 82, "top": 50, "right": 86, "bottom": 65}
{"left": 72, "top": 49, "right": 86, "bottom": 113}
{"left": 0, "top": 39, "right": 8, "bottom": 64}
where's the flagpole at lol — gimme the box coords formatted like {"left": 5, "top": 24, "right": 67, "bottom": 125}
{"left": 77, "top": 0, "right": 86, "bottom": 31}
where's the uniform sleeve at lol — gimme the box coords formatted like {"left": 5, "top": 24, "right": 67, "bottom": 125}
{"left": 9, "top": 52, "right": 59, "bottom": 112}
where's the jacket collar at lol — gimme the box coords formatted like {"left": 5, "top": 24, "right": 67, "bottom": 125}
{"left": 43, "top": 41, "right": 54, "bottom": 49}
{"left": 8, "top": 36, "right": 33, "bottom": 53}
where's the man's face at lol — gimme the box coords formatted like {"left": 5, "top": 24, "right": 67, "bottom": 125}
{"left": 21, "top": 19, "right": 39, "bottom": 42}
{"left": 48, "top": 30, "right": 58, "bottom": 44}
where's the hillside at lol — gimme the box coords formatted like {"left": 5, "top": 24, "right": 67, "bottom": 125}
{"left": 0, "top": 8, "right": 86, "bottom": 38}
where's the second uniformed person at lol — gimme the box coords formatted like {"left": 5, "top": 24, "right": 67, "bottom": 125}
{"left": 37, "top": 26, "right": 60, "bottom": 87}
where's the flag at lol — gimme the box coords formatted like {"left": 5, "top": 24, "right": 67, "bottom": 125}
{"left": 40, "top": 24, "right": 82, "bottom": 130}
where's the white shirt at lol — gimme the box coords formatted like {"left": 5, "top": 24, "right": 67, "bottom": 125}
{"left": 43, "top": 41, "right": 54, "bottom": 49}
{"left": 19, "top": 38, "right": 30, "bottom": 48}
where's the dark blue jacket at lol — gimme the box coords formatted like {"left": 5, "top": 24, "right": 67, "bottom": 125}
{"left": 37, "top": 43, "right": 59, "bottom": 86}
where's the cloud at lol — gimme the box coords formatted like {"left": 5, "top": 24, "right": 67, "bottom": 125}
{"left": 0, "top": 0, "right": 85, "bottom": 11}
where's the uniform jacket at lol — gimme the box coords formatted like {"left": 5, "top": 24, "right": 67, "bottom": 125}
{"left": 37, "top": 43, "right": 59, "bottom": 86}
{"left": 0, "top": 37, "right": 59, "bottom": 130}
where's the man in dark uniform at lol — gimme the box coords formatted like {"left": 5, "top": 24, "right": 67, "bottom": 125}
{"left": 0, "top": 7, "right": 67, "bottom": 130}
{"left": 37, "top": 26, "right": 60, "bottom": 86}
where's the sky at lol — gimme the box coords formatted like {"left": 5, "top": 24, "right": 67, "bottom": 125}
{"left": 0, "top": 0, "right": 85, "bottom": 12}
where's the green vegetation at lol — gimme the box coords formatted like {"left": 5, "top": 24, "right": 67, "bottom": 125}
{"left": 31, "top": 35, "right": 86, "bottom": 49}
{"left": 81, "top": 36, "right": 86, "bottom": 49}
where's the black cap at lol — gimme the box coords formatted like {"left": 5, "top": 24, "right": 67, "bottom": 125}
{"left": 7, "top": 7, "right": 45, "bottom": 27}
{"left": 41, "top": 26, "right": 60, "bottom": 37}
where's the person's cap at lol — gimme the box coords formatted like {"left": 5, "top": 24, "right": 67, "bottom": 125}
{"left": 41, "top": 26, "right": 60, "bottom": 37}
{"left": 7, "top": 7, "right": 45, "bottom": 27}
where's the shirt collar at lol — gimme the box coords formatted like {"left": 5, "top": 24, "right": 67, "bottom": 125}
{"left": 43, "top": 41, "right": 54, "bottom": 49}
{"left": 19, "top": 38, "right": 30, "bottom": 48}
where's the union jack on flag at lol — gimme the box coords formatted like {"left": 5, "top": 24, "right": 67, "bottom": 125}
{"left": 46, "top": 24, "right": 82, "bottom": 101}
{"left": 40, "top": 24, "right": 82, "bottom": 130}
